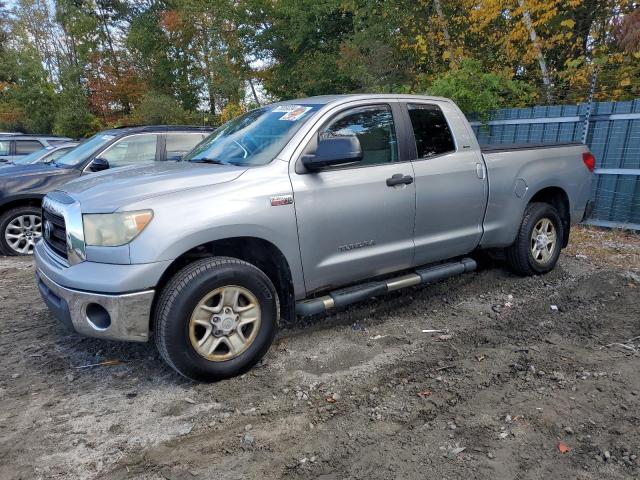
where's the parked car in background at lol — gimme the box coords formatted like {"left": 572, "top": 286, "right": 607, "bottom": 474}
{"left": 0, "top": 142, "right": 79, "bottom": 167}
{"left": 33, "top": 94, "right": 595, "bottom": 381}
{"left": 0, "top": 125, "right": 211, "bottom": 256}
{"left": 0, "top": 135, "right": 72, "bottom": 163}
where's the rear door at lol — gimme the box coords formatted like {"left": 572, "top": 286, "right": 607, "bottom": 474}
{"left": 403, "top": 101, "right": 487, "bottom": 266}
{"left": 291, "top": 101, "right": 416, "bottom": 293}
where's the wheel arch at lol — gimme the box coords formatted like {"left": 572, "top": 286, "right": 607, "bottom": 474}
{"left": 0, "top": 196, "right": 44, "bottom": 214}
{"left": 151, "top": 236, "right": 296, "bottom": 330}
{"left": 528, "top": 186, "right": 571, "bottom": 247}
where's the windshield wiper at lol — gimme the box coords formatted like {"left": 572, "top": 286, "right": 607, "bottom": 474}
{"left": 189, "top": 158, "right": 233, "bottom": 165}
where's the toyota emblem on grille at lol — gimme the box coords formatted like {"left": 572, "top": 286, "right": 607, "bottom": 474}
{"left": 44, "top": 220, "right": 53, "bottom": 240}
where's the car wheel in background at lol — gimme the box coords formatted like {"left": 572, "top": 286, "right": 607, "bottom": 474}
{"left": 154, "top": 257, "right": 279, "bottom": 382}
{"left": 0, "top": 206, "right": 42, "bottom": 256}
{"left": 506, "top": 202, "right": 563, "bottom": 276}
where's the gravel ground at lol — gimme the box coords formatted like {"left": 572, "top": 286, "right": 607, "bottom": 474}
{"left": 0, "top": 226, "right": 639, "bottom": 480}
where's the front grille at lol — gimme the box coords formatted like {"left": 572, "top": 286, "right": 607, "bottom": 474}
{"left": 42, "top": 208, "right": 68, "bottom": 259}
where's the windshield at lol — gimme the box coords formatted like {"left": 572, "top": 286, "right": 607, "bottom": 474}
{"left": 13, "top": 148, "right": 49, "bottom": 165}
{"left": 184, "top": 104, "right": 323, "bottom": 166}
{"left": 55, "top": 133, "right": 115, "bottom": 166}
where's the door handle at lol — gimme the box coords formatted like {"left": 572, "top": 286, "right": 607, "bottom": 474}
{"left": 386, "top": 174, "right": 414, "bottom": 187}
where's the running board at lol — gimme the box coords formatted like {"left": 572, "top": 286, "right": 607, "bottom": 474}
{"left": 295, "top": 257, "right": 477, "bottom": 316}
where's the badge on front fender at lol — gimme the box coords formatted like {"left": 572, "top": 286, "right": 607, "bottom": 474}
{"left": 270, "top": 195, "right": 294, "bottom": 206}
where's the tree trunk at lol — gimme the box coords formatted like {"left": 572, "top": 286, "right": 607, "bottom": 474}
{"left": 248, "top": 77, "right": 261, "bottom": 106}
{"left": 517, "top": 0, "right": 552, "bottom": 103}
{"left": 433, "top": 0, "right": 454, "bottom": 62}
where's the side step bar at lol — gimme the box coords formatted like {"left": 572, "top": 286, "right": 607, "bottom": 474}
{"left": 296, "top": 257, "right": 477, "bottom": 316}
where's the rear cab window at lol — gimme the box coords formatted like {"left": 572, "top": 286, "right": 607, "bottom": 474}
{"left": 0, "top": 140, "right": 10, "bottom": 156}
{"left": 407, "top": 104, "right": 455, "bottom": 159}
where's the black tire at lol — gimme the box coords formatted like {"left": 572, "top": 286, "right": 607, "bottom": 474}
{"left": 506, "top": 202, "right": 564, "bottom": 276}
{"left": 154, "top": 257, "right": 279, "bottom": 382}
{"left": 0, "top": 206, "right": 42, "bottom": 256}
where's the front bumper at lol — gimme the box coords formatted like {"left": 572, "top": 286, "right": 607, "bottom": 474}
{"left": 36, "top": 268, "right": 154, "bottom": 342}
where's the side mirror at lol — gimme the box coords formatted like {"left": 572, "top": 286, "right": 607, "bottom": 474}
{"left": 89, "top": 157, "right": 110, "bottom": 172}
{"left": 167, "top": 153, "right": 183, "bottom": 162}
{"left": 302, "top": 135, "right": 362, "bottom": 171}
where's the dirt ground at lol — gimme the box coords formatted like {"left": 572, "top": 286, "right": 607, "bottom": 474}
{"left": 1, "top": 226, "right": 639, "bottom": 480}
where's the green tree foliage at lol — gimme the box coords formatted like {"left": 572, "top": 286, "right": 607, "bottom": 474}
{"left": 0, "top": 0, "right": 637, "bottom": 135}
{"left": 52, "top": 67, "right": 100, "bottom": 138}
{"left": 129, "top": 92, "right": 196, "bottom": 125}
{"left": 0, "top": 47, "right": 57, "bottom": 133}
{"left": 426, "top": 59, "right": 535, "bottom": 118}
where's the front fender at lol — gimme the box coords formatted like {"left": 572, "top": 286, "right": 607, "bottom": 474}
{"left": 125, "top": 163, "right": 305, "bottom": 297}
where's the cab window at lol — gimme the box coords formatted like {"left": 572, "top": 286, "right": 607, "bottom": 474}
{"left": 407, "top": 104, "right": 455, "bottom": 159}
{"left": 319, "top": 105, "right": 398, "bottom": 166}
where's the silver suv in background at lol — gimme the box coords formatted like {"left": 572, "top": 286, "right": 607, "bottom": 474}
{"left": 0, "top": 142, "right": 79, "bottom": 166}
{"left": 0, "top": 135, "right": 72, "bottom": 162}
{"left": 35, "top": 94, "right": 594, "bottom": 382}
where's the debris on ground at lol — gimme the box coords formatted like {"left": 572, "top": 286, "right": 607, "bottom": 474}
{"left": 74, "top": 359, "right": 122, "bottom": 369}
{"left": 558, "top": 441, "right": 571, "bottom": 454}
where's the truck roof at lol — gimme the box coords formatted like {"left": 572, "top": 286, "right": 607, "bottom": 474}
{"left": 274, "top": 93, "right": 454, "bottom": 106}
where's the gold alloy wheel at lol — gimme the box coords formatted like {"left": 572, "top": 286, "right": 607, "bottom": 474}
{"left": 188, "top": 285, "right": 261, "bottom": 361}
{"left": 530, "top": 217, "right": 557, "bottom": 265}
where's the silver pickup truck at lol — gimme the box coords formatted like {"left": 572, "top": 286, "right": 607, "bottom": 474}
{"left": 34, "top": 94, "right": 595, "bottom": 381}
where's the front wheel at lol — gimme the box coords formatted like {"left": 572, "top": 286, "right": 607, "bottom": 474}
{"left": 0, "top": 206, "right": 42, "bottom": 256}
{"left": 506, "top": 202, "right": 563, "bottom": 276}
{"left": 154, "top": 257, "right": 279, "bottom": 382}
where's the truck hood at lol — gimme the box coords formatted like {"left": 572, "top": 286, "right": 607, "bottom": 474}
{"left": 60, "top": 161, "right": 247, "bottom": 213}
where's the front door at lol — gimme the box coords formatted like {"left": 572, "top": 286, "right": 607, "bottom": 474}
{"left": 291, "top": 103, "right": 416, "bottom": 293}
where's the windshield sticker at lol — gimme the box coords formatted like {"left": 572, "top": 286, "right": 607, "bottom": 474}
{"left": 274, "top": 105, "right": 313, "bottom": 121}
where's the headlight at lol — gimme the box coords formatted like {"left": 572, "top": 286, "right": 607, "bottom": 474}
{"left": 83, "top": 210, "right": 153, "bottom": 247}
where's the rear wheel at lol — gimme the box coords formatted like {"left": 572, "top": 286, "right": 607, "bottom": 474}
{"left": 0, "top": 206, "right": 42, "bottom": 256}
{"left": 506, "top": 202, "right": 563, "bottom": 276}
{"left": 154, "top": 257, "right": 279, "bottom": 382}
